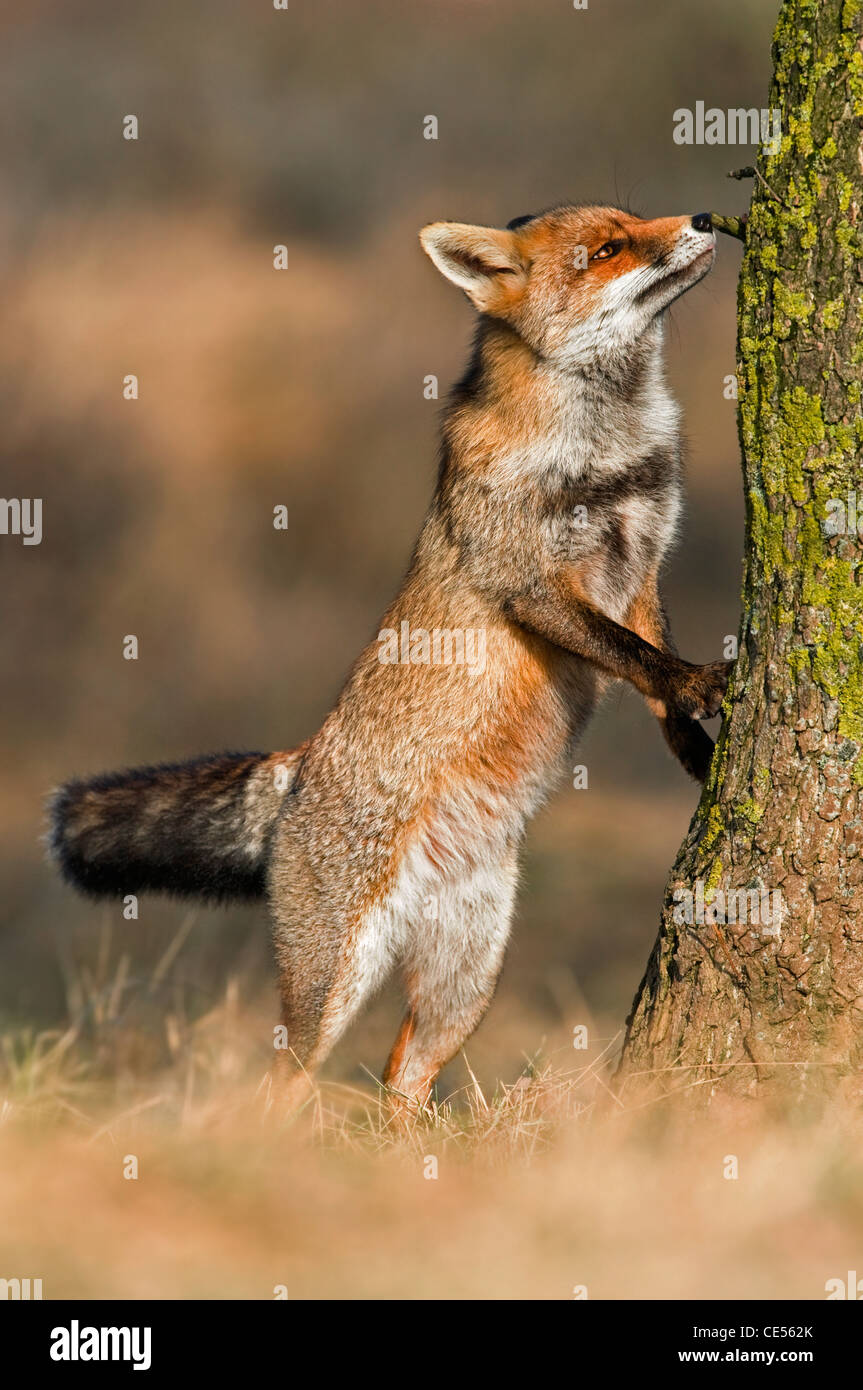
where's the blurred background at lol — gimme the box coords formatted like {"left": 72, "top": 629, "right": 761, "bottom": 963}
{"left": 0, "top": 0, "right": 772, "bottom": 1094}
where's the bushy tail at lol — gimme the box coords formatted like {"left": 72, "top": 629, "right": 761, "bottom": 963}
{"left": 50, "top": 748, "right": 304, "bottom": 903}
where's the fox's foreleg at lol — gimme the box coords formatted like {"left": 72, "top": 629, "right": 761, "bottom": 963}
{"left": 505, "top": 574, "right": 732, "bottom": 783}
{"left": 624, "top": 572, "right": 723, "bottom": 784}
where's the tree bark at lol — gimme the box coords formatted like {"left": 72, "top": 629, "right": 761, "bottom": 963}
{"left": 616, "top": 0, "right": 863, "bottom": 1108}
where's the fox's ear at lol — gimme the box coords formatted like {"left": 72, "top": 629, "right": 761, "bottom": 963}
{"left": 419, "top": 222, "right": 526, "bottom": 311}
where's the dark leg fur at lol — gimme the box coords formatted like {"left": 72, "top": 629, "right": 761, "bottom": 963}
{"left": 624, "top": 575, "right": 729, "bottom": 784}
{"left": 508, "top": 582, "right": 732, "bottom": 722}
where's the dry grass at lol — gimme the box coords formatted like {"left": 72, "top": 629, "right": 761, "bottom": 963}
{"left": 1, "top": 931, "right": 862, "bottom": 1301}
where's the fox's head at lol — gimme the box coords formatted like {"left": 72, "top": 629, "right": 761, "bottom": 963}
{"left": 420, "top": 205, "right": 715, "bottom": 368}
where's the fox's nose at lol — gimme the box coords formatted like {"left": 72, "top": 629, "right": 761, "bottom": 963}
{"left": 691, "top": 212, "right": 713, "bottom": 233}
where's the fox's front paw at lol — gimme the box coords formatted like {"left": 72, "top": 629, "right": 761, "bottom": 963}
{"left": 663, "top": 709, "right": 717, "bottom": 782}
{"left": 675, "top": 659, "right": 734, "bottom": 721}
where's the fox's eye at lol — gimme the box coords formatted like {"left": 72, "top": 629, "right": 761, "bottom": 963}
{"left": 592, "top": 241, "right": 622, "bottom": 261}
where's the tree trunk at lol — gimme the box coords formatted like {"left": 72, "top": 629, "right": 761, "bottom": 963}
{"left": 616, "top": 0, "right": 863, "bottom": 1108}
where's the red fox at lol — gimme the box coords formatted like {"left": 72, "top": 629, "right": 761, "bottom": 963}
{"left": 51, "top": 205, "right": 731, "bottom": 1110}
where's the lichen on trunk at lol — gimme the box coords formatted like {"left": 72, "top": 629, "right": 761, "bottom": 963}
{"left": 616, "top": 0, "right": 863, "bottom": 1107}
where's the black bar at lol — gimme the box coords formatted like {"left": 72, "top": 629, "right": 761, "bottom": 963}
{"left": 2, "top": 1299, "right": 855, "bottom": 1375}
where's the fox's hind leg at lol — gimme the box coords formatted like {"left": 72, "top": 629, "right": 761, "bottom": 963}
{"left": 383, "top": 855, "right": 518, "bottom": 1109}
{"left": 270, "top": 895, "right": 398, "bottom": 1112}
